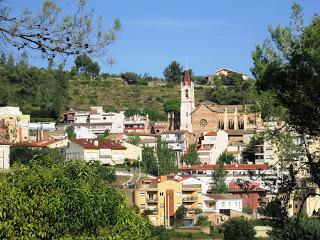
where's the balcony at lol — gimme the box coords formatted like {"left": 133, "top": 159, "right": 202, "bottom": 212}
{"left": 146, "top": 197, "right": 158, "bottom": 203}
{"left": 140, "top": 184, "right": 157, "bottom": 190}
{"left": 144, "top": 208, "right": 159, "bottom": 215}
{"left": 182, "top": 196, "right": 198, "bottom": 202}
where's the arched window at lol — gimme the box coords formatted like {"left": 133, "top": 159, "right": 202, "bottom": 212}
{"left": 185, "top": 89, "right": 189, "bottom": 98}
{"left": 228, "top": 119, "right": 234, "bottom": 129}
{"left": 218, "top": 120, "right": 224, "bottom": 129}
{"left": 238, "top": 119, "right": 244, "bottom": 129}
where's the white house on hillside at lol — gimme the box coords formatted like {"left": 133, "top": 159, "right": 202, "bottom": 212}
{"left": 197, "top": 130, "right": 228, "bottom": 164}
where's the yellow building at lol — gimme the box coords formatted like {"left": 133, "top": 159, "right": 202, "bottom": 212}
{"left": 134, "top": 175, "right": 203, "bottom": 226}
{"left": 0, "top": 106, "right": 30, "bottom": 143}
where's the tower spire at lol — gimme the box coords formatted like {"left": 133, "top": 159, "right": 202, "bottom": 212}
{"left": 183, "top": 69, "right": 191, "bottom": 86}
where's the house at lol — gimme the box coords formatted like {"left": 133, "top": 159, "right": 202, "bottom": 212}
{"left": 197, "top": 130, "right": 229, "bottom": 165}
{"left": 62, "top": 107, "right": 125, "bottom": 134}
{"left": 124, "top": 114, "right": 149, "bottom": 134}
{"left": 228, "top": 180, "right": 268, "bottom": 210}
{"left": 65, "top": 139, "right": 128, "bottom": 165}
{"left": 0, "top": 142, "right": 10, "bottom": 170}
{"left": 134, "top": 175, "right": 203, "bottom": 226}
{"left": 0, "top": 106, "right": 30, "bottom": 143}
{"left": 207, "top": 68, "right": 249, "bottom": 83}
{"left": 123, "top": 141, "right": 142, "bottom": 163}
{"left": 203, "top": 194, "right": 242, "bottom": 213}
{"left": 29, "top": 122, "right": 56, "bottom": 141}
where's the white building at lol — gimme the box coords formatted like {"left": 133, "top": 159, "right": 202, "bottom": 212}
{"left": 0, "top": 142, "right": 10, "bottom": 170}
{"left": 197, "top": 130, "right": 229, "bottom": 164}
{"left": 203, "top": 194, "right": 242, "bottom": 213}
{"left": 180, "top": 69, "right": 195, "bottom": 133}
{"left": 74, "top": 126, "right": 97, "bottom": 139}
{"left": 72, "top": 107, "right": 125, "bottom": 134}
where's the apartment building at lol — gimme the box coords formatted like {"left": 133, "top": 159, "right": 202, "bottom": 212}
{"left": 134, "top": 175, "right": 203, "bottom": 226}
{"left": 197, "top": 130, "right": 229, "bottom": 165}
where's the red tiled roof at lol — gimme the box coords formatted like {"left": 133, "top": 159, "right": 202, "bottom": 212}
{"left": 23, "top": 140, "right": 60, "bottom": 148}
{"left": 72, "top": 139, "right": 99, "bottom": 149}
{"left": 72, "top": 139, "right": 126, "bottom": 150}
{"left": 179, "top": 164, "right": 269, "bottom": 171}
{"left": 98, "top": 140, "right": 126, "bottom": 150}
{"left": 205, "top": 131, "right": 217, "bottom": 136}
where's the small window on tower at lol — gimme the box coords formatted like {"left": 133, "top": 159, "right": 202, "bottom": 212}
{"left": 186, "top": 112, "right": 188, "bottom": 117}
{"left": 185, "top": 90, "right": 189, "bottom": 98}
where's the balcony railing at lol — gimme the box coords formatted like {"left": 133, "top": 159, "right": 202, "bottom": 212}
{"left": 140, "top": 184, "right": 157, "bottom": 189}
{"left": 182, "top": 196, "right": 198, "bottom": 202}
{"left": 146, "top": 197, "right": 158, "bottom": 203}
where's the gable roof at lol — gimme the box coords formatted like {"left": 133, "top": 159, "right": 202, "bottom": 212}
{"left": 72, "top": 139, "right": 126, "bottom": 150}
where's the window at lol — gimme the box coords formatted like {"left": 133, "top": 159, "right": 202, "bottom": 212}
{"left": 176, "top": 192, "right": 181, "bottom": 196}
{"left": 140, "top": 204, "right": 146, "bottom": 209}
{"left": 160, "top": 192, "right": 164, "bottom": 197}
{"left": 150, "top": 216, "right": 157, "bottom": 221}
{"left": 186, "top": 112, "right": 188, "bottom": 117}
{"left": 140, "top": 192, "right": 146, "bottom": 198}
{"left": 229, "top": 202, "right": 231, "bottom": 206}
{"left": 199, "top": 119, "right": 208, "bottom": 127}
{"left": 222, "top": 202, "right": 225, "bottom": 207}
{"left": 160, "top": 204, "right": 164, "bottom": 208}
{"left": 185, "top": 90, "right": 189, "bottom": 98}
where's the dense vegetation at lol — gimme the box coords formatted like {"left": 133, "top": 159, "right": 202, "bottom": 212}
{"left": 0, "top": 53, "right": 69, "bottom": 118}
{"left": 0, "top": 155, "right": 154, "bottom": 239}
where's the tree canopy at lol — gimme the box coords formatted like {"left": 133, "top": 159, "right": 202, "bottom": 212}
{"left": 0, "top": 0, "right": 120, "bottom": 57}
{"left": 223, "top": 217, "right": 256, "bottom": 240}
{"left": 163, "top": 61, "right": 183, "bottom": 84}
{"left": 0, "top": 158, "right": 154, "bottom": 239}
{"left": 210, "top": 161, "right": 228, "bottom": 194}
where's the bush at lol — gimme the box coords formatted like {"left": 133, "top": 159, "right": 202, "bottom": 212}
{"left": 223, "top": 217, "right": 256, "bottom": 240}
{"left": 242, "top": 206, "right": 253, "bottom": 214}
{"left": 196, "top": 215, "right": 211, "bottom": 227}
{"left": 175, "top": 205, "right": 188, "bottom": 220}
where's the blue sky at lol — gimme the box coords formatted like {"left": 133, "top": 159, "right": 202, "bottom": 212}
{"left": 6, "top": 0, "right": 320, "bottom": 77}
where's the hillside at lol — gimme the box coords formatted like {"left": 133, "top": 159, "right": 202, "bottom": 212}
{"left": 68, "top": 77, "right": 209, "bottom": 117}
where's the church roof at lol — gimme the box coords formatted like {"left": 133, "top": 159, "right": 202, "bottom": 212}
{"left": 183, "top": 69, "right": 191, "bottom": 86}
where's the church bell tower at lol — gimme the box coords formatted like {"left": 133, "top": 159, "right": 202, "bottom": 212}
{"left": 180, "top": 69, "right": 195, "bottom": 132}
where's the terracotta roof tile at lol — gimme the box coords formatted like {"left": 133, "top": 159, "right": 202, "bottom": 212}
{"left": 179, "top": 164, "right": 269, "bottom": 171}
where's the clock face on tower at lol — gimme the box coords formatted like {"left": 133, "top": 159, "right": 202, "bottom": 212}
{"left": 199, "top": 119, "right": 208, "bottom": 127}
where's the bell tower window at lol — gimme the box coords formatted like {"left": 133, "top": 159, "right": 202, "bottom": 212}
{"left": 185, "top": 89, "right": 189, "bottom": 98}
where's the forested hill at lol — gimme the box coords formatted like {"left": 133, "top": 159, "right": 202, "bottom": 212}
{"left": 0, "top": 56, "right": 254, "bottom": 121}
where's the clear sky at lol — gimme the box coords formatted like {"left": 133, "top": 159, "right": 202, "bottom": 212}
{"left": 5, "top": 0, "right": 320, "bottom": 77}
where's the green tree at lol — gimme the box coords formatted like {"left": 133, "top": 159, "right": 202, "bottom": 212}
{"left": 127, "top": 135, "right": 141, "bottom": 146}
{"left": 218, "top": 152, "right": 235, "bottom": 164}
{"left": 242, "top": 206, "right": 253, "bottom": 215}
{"left": 65, "top": 125, "right": 76, "bottom": 140}
{"left": 163, "top": 61, "right": 183, "bottom": 84}
{"left": 0, "top": 158, "right": 154, "bottom": 239}
{"left": 223, "top": 217, "right": 256, "bottom": 240}
{"left": 156, "top": 138, "right": 178, "bottom": 175}
{"left": 175, "top": 205, "right": 187, "bottom": 220}
{"left": 121, "top": 72, "right": 144, "bottom": 84}
{"left": 142, "top": 147, "right": 158, "bottom": 176}
{"left": 211, "top": 162, "right": 228, "bottom": 194}
{"left": 0, "top": 0, "right": 120, "bottom": 57}
{"left": 183, "top": 144, "right": 200, "bottom": 166}
{"left": 196, "top": 216, "right": 211, "bottom": 227}
{"left": 73, "top": 54, "right": 100, "bottom": 77}
{"left": 10, "top": 145, "right": 63, "bottom": 166}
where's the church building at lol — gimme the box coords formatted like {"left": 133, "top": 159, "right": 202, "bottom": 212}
{"left": 179, "top": 68, "right": 259, "bottom": 139}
